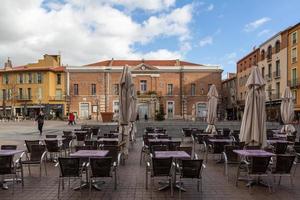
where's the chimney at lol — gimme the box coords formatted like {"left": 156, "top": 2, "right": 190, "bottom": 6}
{"left": 109, "top": 58, "right": 114, "bottom": 67}
{"left": 175, "top": 59, "right": 180, "bottom": 66}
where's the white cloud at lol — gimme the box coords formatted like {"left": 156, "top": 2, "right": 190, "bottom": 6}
{"left": 257, "top": 29, "right": 270, "bottom": 37}
{"left": 244, "top": 17, "right": 271, "bottom": 32}
{"left": 207, "top": 4, "right": 214, "bottom": 11}
{"left": 0, "top": 0, "right": 193, "bottom": 66}
{"left": 199, "top": 36, "right": 213, "bottom": 47}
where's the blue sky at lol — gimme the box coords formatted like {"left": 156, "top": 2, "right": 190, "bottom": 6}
{"left": 1, "top": 0, "right": 300, "bottom": 76}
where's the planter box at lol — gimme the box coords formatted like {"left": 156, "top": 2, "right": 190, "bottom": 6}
{"left": 101, "top": 112, "right": 114, "bottom": 122}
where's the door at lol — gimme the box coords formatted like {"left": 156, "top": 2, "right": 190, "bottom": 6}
{"left": 80, "top": 103, "right": 89, "bottom": 119}
{"left": 167, "top": 101, "right": 174, "bottom": 119}
{"left": 197, "top": 103, "right": 207, "bottom": 119}
{"left": 138, "top": 104, "right": 149, "bottom": 120}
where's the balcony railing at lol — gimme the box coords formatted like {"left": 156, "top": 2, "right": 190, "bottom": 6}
{"left": 16, "top": 95, "right": 32, "bottom": 101}
{"left": 273, "top": 70, "right": 280, "bottom": 78}
{"left": 49, "top": 96, "right": 64, "bottom": 101}
{"left": 288, "top": 79, "right": 300, "bottom": 88}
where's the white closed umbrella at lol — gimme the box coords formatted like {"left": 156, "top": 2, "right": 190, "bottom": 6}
{"left": 119, "top": 65, "right": 132, "bottom": 156}
{"left": 239, "top": 66, "right": 267, "bottom": 147}
{"left": 280, "top": 87, "right": 295, "bottom": 134}
{"left": 205, "top": 84, "right": 218, "bottom": 134}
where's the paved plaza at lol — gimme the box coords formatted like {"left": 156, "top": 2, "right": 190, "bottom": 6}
{"left": 0, "top": 120, "right": 300, "bottom": 200}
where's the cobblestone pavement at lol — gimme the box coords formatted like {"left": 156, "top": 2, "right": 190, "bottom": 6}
{"left": 0, "top": 121, "right": 300, "bottom": 200}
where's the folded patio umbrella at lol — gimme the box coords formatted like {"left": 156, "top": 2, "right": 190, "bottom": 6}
{"left": 239, "top": 66, "right": 267, "bottom": 147}
{"left": 280, "top": 87, "right": 296, "bottom": 134}
{"left": 129, "top": 82, "right": 137, "bottom": 141}
{"left": 205, "top": 84, "right": 218, "bottom": 134}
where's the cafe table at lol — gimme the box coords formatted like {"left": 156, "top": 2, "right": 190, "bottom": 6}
{"left": 70, "top": 150, "right": 109, "bottom": 190}
{"left": 154, "top": 151, "right": 191, "bottom": 191}
{"left": 0, "top": 150, "right": 25, "bottom": 190}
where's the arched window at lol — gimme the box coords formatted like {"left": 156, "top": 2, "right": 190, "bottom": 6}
{"left": 275, "top": 40, "right": 280, "bottom": 53}
{"left": 261, "top": 50, "right": 265, "bottom": 60}
{"left": 267, "top": 45, "right": 272, "bottom": 59}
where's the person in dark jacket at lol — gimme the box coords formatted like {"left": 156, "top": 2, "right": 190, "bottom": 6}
{"left": 35, "top": 111, "right": 45, "bottom": 135}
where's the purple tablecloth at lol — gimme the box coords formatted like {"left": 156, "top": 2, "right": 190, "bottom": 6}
{"left": 148, "top": 139, "right": 181, "bottom": 143}
{"left": 0, "top": 150, "right": 25, "bottom": 156}
{"left": 70, "top": 150, "right": 109, "bottom": 158}
{"left": 267, "top": 140, "right": 293, "bottom": 144}
{"left": 154, "top": 151, "right": 190, "bottom": 159}
{"left": 233, "top": 150, "right": 275, "bottom": 157}
{"left": 208, "top": 139, "right": 233, "bottom": 143}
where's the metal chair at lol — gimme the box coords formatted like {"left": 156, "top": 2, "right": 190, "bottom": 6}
{"left": 177, "top": 159, "right": 205, "bottom": 199}
{"left": 57, "top": 157, "right": 84, "bottom": 199}
{"left": 0, "top": 155, "right": 19, "bottom": 194}
{"left": 140, "top": 135, "right": 154, "bottom": 165}
{"left": 44, "top": 139, "right": 62, "bottom": 161}
{"left": 271, "top": 155, "right": 296, "bottom": 190}
{"left": 21, "top": 144, "right": 47, "bottom": 178}
{"left": 222, "top": 145, "right": 240, "bottom": 180}
{"left": 273, "top": 142, "right": 288, "bottom": 154}
{"left": 62, "top": 131, "right": 72, "bottom": 136}
{"left": 45, "top": 134, "right": 57, "bottom": 138}
{"left": 222, "top": 128, "right": 231, "bottom": 137}
{"left": 61, "top": 135, "right": 73, "bottom": 155}
{"left": 238, "top": 156, "right": 272, "bottom": 193}
{"left": 89, "top": 157, "right": 117, "bottom": 198}
{"left": 25, "top": 140, "right": 40, "bottom": 153}
{"left": 205, "top": 141, "right": 226, "bottom": 163}
{"left": 146, "top": 155, "right": 173, "bottom": 196}
{"left": 168, "top": 141, "right": 181, "bottom": 151}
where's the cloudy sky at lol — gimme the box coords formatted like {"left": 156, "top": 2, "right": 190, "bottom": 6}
{"left": 0, "top": 0, "right": 300, "bottom": 75}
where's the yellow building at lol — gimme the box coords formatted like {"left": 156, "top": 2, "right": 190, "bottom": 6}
{"left": 0, "top": 54, "right": 66, "bottom": 119}
{"left": 287, "top": 23, "right": 300, "bottom": 117}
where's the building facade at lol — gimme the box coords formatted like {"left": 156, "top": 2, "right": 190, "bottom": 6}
{"left": 0, "top": 55, "right": 66, "bottom": 119}
{"left": 236, "top": 48, "right": 260, "bottom": 119}
{"left": 287, "top": 23, "right": 300, "bottom": 118}
{"left": 258, "top": 30, "right": 288, "bottom": 121}
{"left": 67, "top": 59, "right": 223, "bottom": 120}
{"left": 221, "top": 73, "right": 237, "bottom": 120}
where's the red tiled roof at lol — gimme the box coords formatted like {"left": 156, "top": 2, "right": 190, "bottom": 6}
{"left": 85, "top": 59, "right": 203, "bottom": 67}
{"left": 0, "top": 66, "right": 65, "bottom": 72}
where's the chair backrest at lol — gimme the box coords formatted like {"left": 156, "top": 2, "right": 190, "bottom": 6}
{"left": 58, "top": 157, "right": 80, "bottom": 177}
{"left": 181, "top": 159, "right": 203, "bottom": 178}
{"left": 75, "top": 131, "right": 89, "bottom": 141}
{"left": 250, "top": 156, "right": 271, "bottom": 174}
{"left": 102, "top": 145, "right": 119, "bottom": 164}
{"left": 25, "top": 140, "right": 40, "bottom": 153}
{"left": 224, "top": 145, "right": 239, "bottom": 162}
{"left": 274, "top": 155, "right": 296, "bottom": 174}
{"left": 152, "top": 157, "right": 172, "bottom": 176}
{"left": 274, "top": 142, "right": 288, "bottom": 154}
{"left": 235, "top": 141, "right": 245, "bottom": 149}
{"left": 176, "top": 146, "right": 192, "bottom": 156}
{"left": 287, "top": 135, "right": 296, "bottom": 142}
{"left": 212, "top": 142, "right": 226, "bottom": 154}
{"left": 44, "top": 140, "right": 60, "bottom": 152}
{"left": 151, "top": 145, "right": 168, "bottom": 154}
{"left": 45, "top": 134, "right": 57, "bottom": 138}
{"left": 245, "top": 145, "right": 261, "bottom": 150}
{"left": 266, "top": 130, "right": 274, "bottom": 139}
{"left": 145, "top": 127, "right": 154, "bottom": 133}
{"left": 91, "top": 128, "right": 100, "bottom": 136}
{"left": 84, "top": 140, "right": 98, "bottom": 149}
{"left": 294, "top": 143, "right": 300, "bottom": 153}
{"left": 157, "top": 135, "right": 171, "bottom": 139}
{"left": 143, "top": 135, "right": 154, "bottom": 147}
{"left": 1, "top": 145, "right": 17, "bottom": 150}
{"left": 168, "top": 141, "right": 181, "bottom": 151}
{"left": 223, "top": 128, "right": 231, "bottom": 136}
{"left": 182, "top": 129, "right": 192, "bottom": 137}
{"left": 0, "top": 155, "right": 13, "bottom": 175}
{"left": 30, "top": 145, "right": 46, "bottom": 161}
{"left": 63, "top": 131, "right": 72, "bottom": 136}
{"left": 62, "top": 135, "right": 73, "bottom": 148}
{"left": 75, "top": 145, "right": 97, "bottom": 151}
{"left": 90, "top": 157, "right": 112, "bottom": 177}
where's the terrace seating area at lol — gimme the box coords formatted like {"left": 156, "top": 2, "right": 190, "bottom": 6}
{"left": 1, "top": 126, "right": 300, "bottom": 200}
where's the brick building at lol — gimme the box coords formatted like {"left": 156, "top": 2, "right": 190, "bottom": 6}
{"left": 221, "top": 73, "right": 237, "bottom": 120}
{"left": 66, "top": 59, "right": 222, "bottom": 120}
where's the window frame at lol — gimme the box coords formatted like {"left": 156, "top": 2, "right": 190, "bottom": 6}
{"left": 74, "top": 84, "right": 79, "bottom": 96}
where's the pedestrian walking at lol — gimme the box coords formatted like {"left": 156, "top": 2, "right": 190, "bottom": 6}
{"left": 35, "top": 111, "right": 45, "bottom": 136}
{"left": 70, "top": 112, "right": 75, "bottom": 125}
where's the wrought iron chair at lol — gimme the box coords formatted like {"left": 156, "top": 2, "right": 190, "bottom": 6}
{"left": 21, "top": 144, "right": 47, "bottom": 178}
{"left": 0, "top": 155, "right": 19, "bottom": 194}
{"left": 271, "top": 154, "right": 296, "bottom": 191}
{"left": 89, "top": 157, "right": 117, "bottom": 197}
{"left": 177, "top": 159, "right": 205, "bottom": 199}
{"left": 57, "top": 157, "right": 85, "bottom": 199}
{"left": 145, "top": 155, "right": 173, "bottom": 196}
